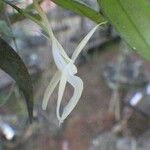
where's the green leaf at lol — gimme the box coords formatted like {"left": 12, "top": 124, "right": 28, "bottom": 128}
{"left": 0, "top": 37, "right": 33, "bottom": 122}
{"left": 52, "top": 0, "right": 105, "bottom": 23}
{"left": 98, "top": 0, "right": 150, "bottom": 60}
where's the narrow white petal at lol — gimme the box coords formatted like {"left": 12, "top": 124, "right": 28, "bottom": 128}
{"left": 52, "top": 38, "right": 71, "bottom": 63}
{"left": 60, "top": 75, "right": 83, "bottom": 122}
{"left": 42, "top": 71, "right": 61, "bottom": 110}
{"left": 72, "top": 22, "right": 106, "bottom": 62}
{"left": 52, "top": 41, "right": 67, "bottom": 70}
{"left": 57, "top": 73, "right": 67, "bottom": 122}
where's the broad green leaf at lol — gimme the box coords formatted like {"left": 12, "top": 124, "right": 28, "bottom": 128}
{"left": 98, "top": 0, "right": 150, "bottom": 60}
{"left": 0, "top": 37, "right": 33, "bottom": 122}
{"left": 52, "top": 0, "right": 105, "bottom": 23}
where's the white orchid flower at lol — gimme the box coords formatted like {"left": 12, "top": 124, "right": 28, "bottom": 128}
{"left": 34, "top": 1, "right": 106, "bottom": 124}
{"left": 43, "top": 25, "right": 102, "bottom": 124}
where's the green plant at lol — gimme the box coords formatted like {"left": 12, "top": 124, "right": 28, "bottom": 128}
{"left": 1, "top": 0, "right": 150, "bottom": 122}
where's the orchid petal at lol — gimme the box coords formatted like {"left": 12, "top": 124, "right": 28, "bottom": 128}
{"left": 42, "top": 71, "right": 61, "bottom": 110}
{"left": 52, "top": 40, "right": 68, "bottom": 70}
{"left": 56, "top": 72, "right": 67, "bottom": 122}
{"left": 71, "top": 22, "right": 107, "bottom": 62}
{"left": 52, "top": 38, "right": 72, "bottom": 63}
{"left": 59, "top": 75, "right": 83, "bottom": 123}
